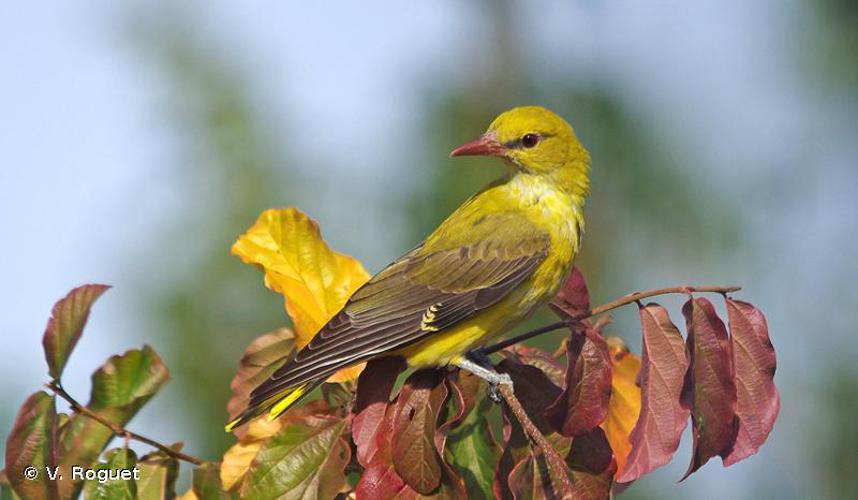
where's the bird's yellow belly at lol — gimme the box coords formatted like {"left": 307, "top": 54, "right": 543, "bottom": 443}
{"left": 398, "top": 322, "right": 488, "bottom": 367}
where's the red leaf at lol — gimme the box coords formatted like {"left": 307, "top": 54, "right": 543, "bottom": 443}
{"left": 723, "top": 299, "right": 779, "bottom": 466}
{"left": 356, "top": 373, "right": 466, "bottom": 499}
{"left": 391, "top": 369, "right": 449, "bottom": 495}
{"left": 545, "top": 330, "right": 612, "bottom": 437}
{"left": 352, "top": 356, "right": 406, "bottom": 467}
{"left": 550, "top": 267, "right": 590, "bottom": 318}
{"left": 616, "top": 303, "right": 690, "bottom": 483}
{"left": 681, "top": 297, "right": 738, "bottom": 479}
{"left": 42, "top": 284, "right": 110, "bottom": 380}
{"left": 355, "top": 403, "right": 404, "bottom": 498}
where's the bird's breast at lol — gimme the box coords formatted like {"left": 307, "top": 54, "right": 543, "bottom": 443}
{"left": 507, "top": 177, "right": 584, "bottom": 307}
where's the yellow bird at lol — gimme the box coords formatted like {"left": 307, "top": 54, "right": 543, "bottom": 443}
{"left": 227, "top": 106, "right": 590, "bottom": 431}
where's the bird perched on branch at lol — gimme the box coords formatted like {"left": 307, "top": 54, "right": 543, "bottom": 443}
{"left": 227, "top": 106, "right": 591, "bottom": 431}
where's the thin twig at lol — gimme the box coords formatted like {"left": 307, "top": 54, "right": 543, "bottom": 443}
{"left": 588, "top": 285, "right": 740, "bottom": 316}
{"left": 483, "top": 284, "right": 740, "bottom": 354}
{"left": 47, "top": 381, "right": 207, "bottom": 466}
{"left": 496, "top": 383, "right": 574, "bottom": 492}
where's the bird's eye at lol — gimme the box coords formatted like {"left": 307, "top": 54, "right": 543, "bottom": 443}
{"left": 521, "top": 133, "right": 540, "bottom": 148}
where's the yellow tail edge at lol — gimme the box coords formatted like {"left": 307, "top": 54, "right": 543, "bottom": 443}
{"left": 267, "top": 384, "right": 308, "bottom": 420}
{"left": 224, "top": 383, "right": 310, "bottom": 433}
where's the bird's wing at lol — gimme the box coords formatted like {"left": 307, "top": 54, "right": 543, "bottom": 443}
{"left": 247, "top": 212, "right": 550, "bottom": 406}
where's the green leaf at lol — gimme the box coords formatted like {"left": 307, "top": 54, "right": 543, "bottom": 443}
{"left": 3, "top": 392, "right": 57, "bottom": 500}
{"left": 241, "top": 414, "right": 350, "bottom": 499}
{"left": 446, "top": 392, "right": 499, "bottom": 499}
{"left": 57, "top": 346, "right": 170, "bottom": 498}
{"left": 193, "top": 462, "right": 236, "bottom": 500}
{"left": 88, "top": 345, "right": 171, "bottom": 412}
{"left": 83, "top": 448, "right": 138, "bottom": 500}
{"left": 0, "top": 470, "right": 22, "bottom": 500}
{"left": 136, "top": 450, "right": 179, "bottom": 500}
{"left": 42, "top": 284, "right": 110, "bottom": 380}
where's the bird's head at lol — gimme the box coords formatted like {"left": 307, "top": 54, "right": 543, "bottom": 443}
{"left": 450, "top": 106, "right": 590, "bottom": 182}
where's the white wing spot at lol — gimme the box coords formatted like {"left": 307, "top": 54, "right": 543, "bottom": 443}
{"left": 420, "top": 304, "right": 442, "bottom": 332}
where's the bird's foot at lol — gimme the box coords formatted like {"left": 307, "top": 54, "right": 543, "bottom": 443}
{"left": 466, "top": 348, "right": 494, "bottom": 369}
{"left": 454, "top": 352, "right": 513, "bottom": 404}
{"left": 486, "top": 372, "right": 513, "bottom": 404}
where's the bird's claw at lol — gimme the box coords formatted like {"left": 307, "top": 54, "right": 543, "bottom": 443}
{"left": 487, "top": 372, "right": 513, "bottom": 404}
{"left": 488, "top": 384, "right": 503, "bottom": 403}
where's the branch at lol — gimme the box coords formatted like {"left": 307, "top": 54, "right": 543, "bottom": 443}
{"left": 483, "top": 285, "right": 740, "bottom": 354}
{"left": 496, "top": 383, "right": 574, "bottom": 492}
{"left": 46, "top": 381, "right": 207, "bottom": 466}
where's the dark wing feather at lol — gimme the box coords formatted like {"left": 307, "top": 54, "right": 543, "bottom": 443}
{"left": 247, "top": 225, "right": 549, "bottom": 408}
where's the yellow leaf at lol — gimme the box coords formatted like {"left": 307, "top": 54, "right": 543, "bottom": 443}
{"left": 232, "top": 208, "right": 371, "bottom": 381}
{"left": 602, "top": 336, "right": 642, "bottom": 478}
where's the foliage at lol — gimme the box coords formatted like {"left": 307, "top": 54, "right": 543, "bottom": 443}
{"left": 1, "top": 208, "right": 778, "bottom": 499}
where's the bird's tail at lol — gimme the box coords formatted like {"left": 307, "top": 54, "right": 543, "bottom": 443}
{"left": 224, "top": 379, "right": 323, "bottom": 432}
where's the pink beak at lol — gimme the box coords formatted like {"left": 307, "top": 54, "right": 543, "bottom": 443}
{"left": 449, "top": 132, "right": 506, "bottom": 158}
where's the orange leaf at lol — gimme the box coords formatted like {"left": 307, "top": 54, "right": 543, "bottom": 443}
{"left": 232, "top": 208, "right": 371, "bottom": 381}
{"left": 602, "top": 336, "right": 642, "bottom": 478}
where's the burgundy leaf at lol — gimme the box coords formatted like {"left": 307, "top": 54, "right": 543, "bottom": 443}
{"left": 505, "top": 429, "right": 614, "bottom": 500}
{"left": 566, "top": 427, "right": 616, "bottom": 478}
{"left": 42, "top": 284, "right": 110, "bottom": 380}
{"left": 391, "top": 369, "right": 449, "bottom": 495}
{"left": 352, "top": 356, "right": 406, "bottom": 466}
{"left": 493, "top": 400, "right": 531, "bottom": 499}
{"left": 356, "top": 378, "right": 466, "bottom": 499}
{"left": 497, "top": 359, "right": 562, "bottom": 434}
{"left": 616, "top": 303, "right": 690, "bottom": 483}
{"left": 681, "top": 297, "right": 738, "bottom": 479}
{"left": 723, "top": 299, "right": 779, "bottom": 466}
{"left": 545, "top": 330, "right": 612, "bottom": 437}
{"left": 507, "top": 451, "right": 570, "bottom": 500}
{"left": 550, "top": 267, "right": 590, "bottom": 319}
{"left": 566, "top": 427, "right": 617, "bottom": 498}
{"left": 502, "top": 344, "right": 566, "bottom": 387}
